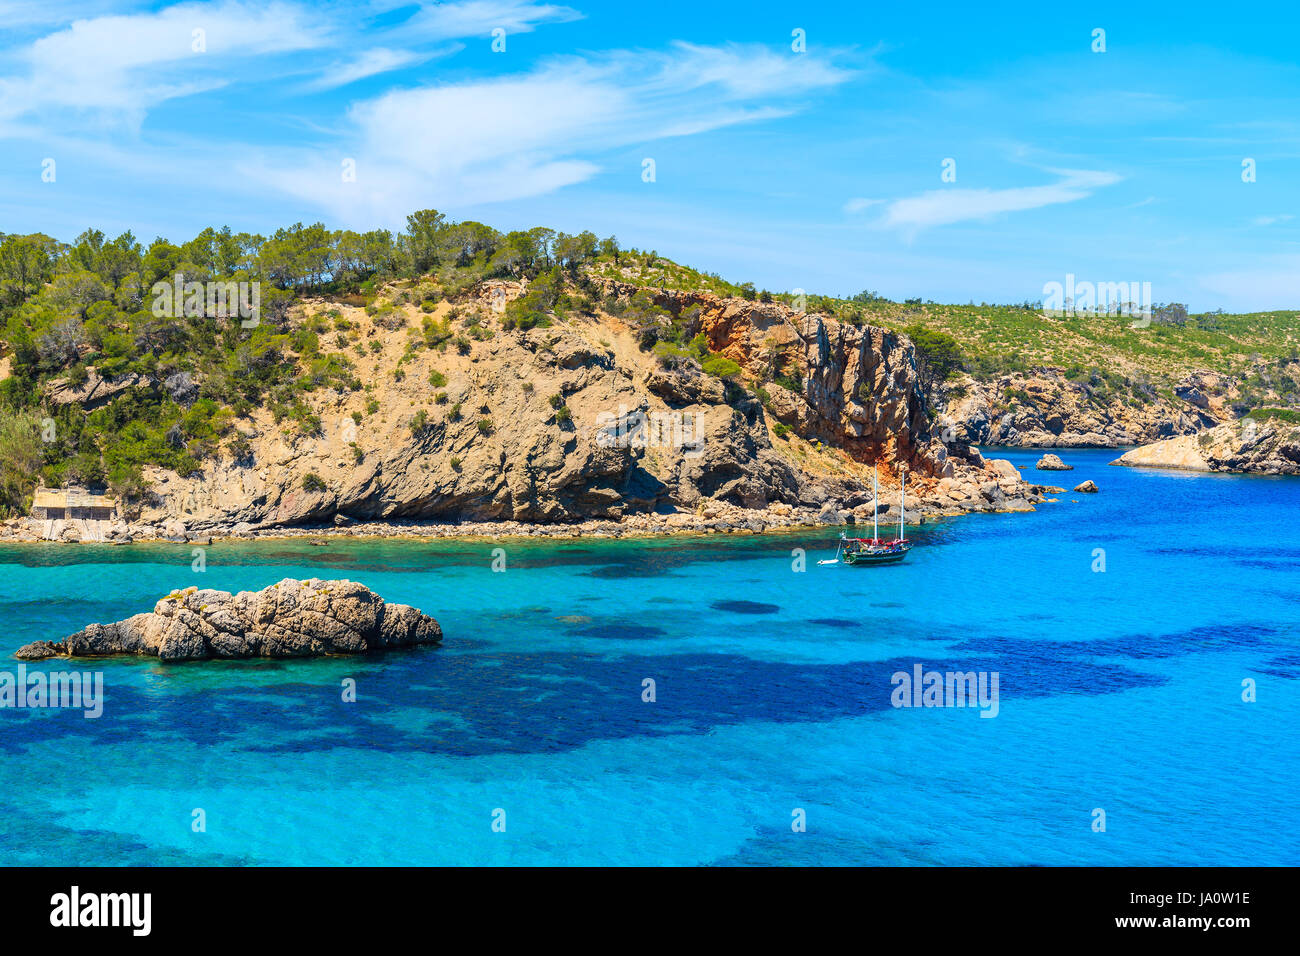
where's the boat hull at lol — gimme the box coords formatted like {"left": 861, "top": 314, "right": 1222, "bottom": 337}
{"left": 843, "top": 547, "right": 910, "bottom": 566}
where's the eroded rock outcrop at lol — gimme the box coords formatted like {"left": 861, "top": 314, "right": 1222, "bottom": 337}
{"left": 606, "top": 284, "right": 936, "bottom": 472}
{"left": 15, "top": 578, "right": 442, "bottom": 661}
{"left": 1113, "top": 419, "right": 1300, "bottom": 475}
{"left": 939, "top": 369, "right": 1225, "bottom": 448}
{"left": 45, "top": 369, "right": 152, "bottom": 409}
{"left": 97, "top": 280, "right": 1029, "bottom": 536}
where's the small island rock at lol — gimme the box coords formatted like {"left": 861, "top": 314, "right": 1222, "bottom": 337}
{"left": 1035, "top": 454, "right": 1074, "bottom": 471}
{"left": 15, "top": 578, "right": 442, "bottom": 662}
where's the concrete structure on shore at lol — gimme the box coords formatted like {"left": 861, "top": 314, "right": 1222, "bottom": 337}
{"left": 29, "top": 487, "right": 120, "bottom": 542}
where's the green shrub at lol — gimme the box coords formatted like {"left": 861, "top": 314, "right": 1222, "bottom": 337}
{"left": 903, "top": 323, "right": 964, "bottom": 395}
{"left": 302, "top": 473, "right": 326, "bottom": 492}
{"left": 1244, "top": 407, "right": 1300, "bottom": 424}
{"left": 701, "top": 354, "right": 741, "bottom": 379}
{"left": 421, "top": 315, "right": 453, "bottom": 349}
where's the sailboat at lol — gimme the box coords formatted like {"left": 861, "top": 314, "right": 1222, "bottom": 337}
{"left": 839, "top": 465, "right": 913, "bottom": 566}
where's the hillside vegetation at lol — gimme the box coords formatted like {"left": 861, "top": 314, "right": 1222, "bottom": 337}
{"left": 598, "top": 253, "right": 1300, "bottom": 393}
{"left": 2, "top": 210, "right": 1298, "bottom": 517}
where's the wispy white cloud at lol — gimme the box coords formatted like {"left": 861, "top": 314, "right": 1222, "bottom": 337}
{"left": 0, "top": 1, "right": 329, "bottom": 124}
{"left": 1252, "top": 214, "right": 1294, "bottom": 226}
{"left": 844, "top": 197, "right": 884, "bottom": 213}
{"left": 0, "top": 0, "right": 582, "bottom": 126}
{"left": 852, "top": 168, "right": 1122, "bottom": 234}
{"left": 245, "top": 42, "right": 855, "bottom": 219}
{"left": 304, "top": 46, "right": 448, "bottom": 91}
{"left": 401, "top": 0, "right": 581, "bottom": 40}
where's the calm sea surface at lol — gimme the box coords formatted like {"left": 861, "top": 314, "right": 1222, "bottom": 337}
{"left": 1, "top": 447, "right": 1297, "bottom": 865}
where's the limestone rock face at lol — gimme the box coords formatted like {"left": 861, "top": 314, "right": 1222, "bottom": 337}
{"left": 985, "top": 459, "right": 1022, "bottom": 481}
{"left": 1173, "top": 370, "right": 1236, "bottom": 418}
{"left": 112, "top": 280, "right": 1020, "bottom": 533}
{"left": 14, "top": 579, "right": 442, "bottom": 661}
{"left": 1073, "top": 480, "right": 1099, "bottom": 493}
{"left": 939, "top": 368, "right": 1225, "bottom": 448}
{"left": 17, "top": 278, "right": 1042, "bottom": 537}
{"left": 1113, "top": 420, "right": 1300, "bottom": 475}
{"left": 681, "top": 293, "right": 933, "bottom": 471}
{"left": 134, "top": 312, "right": 802, "bottom": 530}
{"left": 1111, "top": 435, "right": 1211, "bottom": 472}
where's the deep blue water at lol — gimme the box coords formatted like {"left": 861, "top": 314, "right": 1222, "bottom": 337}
{"left": 1, "top": 448, "right": 1297, "bottom": 865}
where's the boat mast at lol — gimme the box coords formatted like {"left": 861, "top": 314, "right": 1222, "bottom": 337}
{"left": 873, "top": 466, "right": 879, "bottom": 542}
{"left": 899, "top": 464, "right": 906, "bottom": 542}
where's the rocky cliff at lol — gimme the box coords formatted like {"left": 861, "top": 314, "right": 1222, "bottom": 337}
{"left": 15, "top": 578, "right": 442, "bottom": 660}
{"left": 606, "top": 283, "right": 937, "bottom": 470}
{"left": 939, "top": 369, "right": 1232, "bottom": 448}
{"left": 4, "top": 279, "right": 1047, "bottom": 541}
{"left": 1112, "top": 418, "right": 1300, "bottom": 475}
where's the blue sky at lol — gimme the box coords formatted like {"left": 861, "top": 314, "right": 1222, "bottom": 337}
{"left": 2, "top": 0, "right": 1299, "bottom": 311}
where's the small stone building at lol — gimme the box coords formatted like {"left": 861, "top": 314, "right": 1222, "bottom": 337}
{"left": 30, "top": 487, "right": 119, "bottom": 521}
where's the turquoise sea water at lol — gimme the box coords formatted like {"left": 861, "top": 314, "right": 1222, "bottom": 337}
{"left": 1, "top": 447, "right": 1297, "bottom": 866}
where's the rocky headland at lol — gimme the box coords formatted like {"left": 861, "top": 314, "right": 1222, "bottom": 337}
{"left": 1112, "top": 419, "right": 1300, "bottom": 475}
{"left": 7, "top": 219, "right": 1300, "bottom": 547}
{"left": 1, "top": 279, "right": 1055, "bottom": 543}
{"left": 15, "top": 579, "right": 442, "bottom": 661}
{"left": 939, "top": 368, "right": 1233, "bottom": 449}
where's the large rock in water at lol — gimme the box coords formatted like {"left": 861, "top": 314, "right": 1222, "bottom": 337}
{"left": 15, "top": 579, "right": 442, "bottom": 661}
{"left": 1035, "top": 453, "right": 1073, "bottom": 471}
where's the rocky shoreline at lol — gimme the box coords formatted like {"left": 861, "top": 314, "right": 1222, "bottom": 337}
{"left": 6, "top": 274, "right": 1155, "bottom": 546}
{"left": 0, "top": 462, "right": 1080, "bottom": 545}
